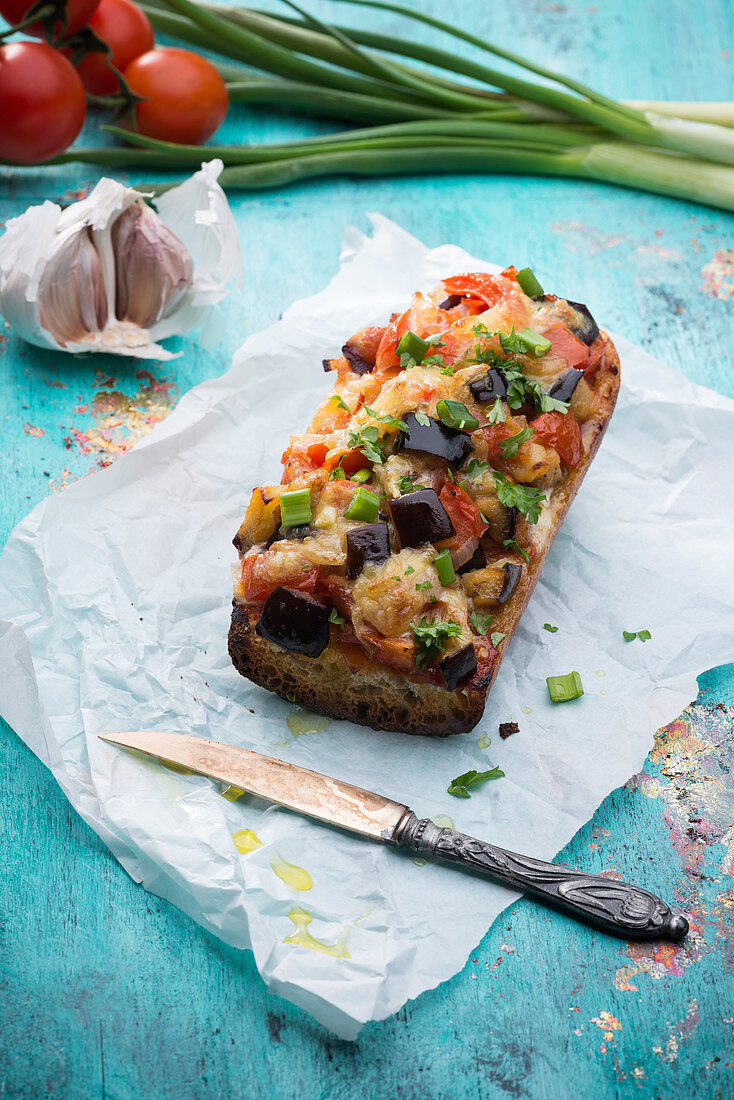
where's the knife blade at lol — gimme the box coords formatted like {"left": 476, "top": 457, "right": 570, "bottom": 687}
{"left": 99, "top": 730, "right": 689, "bottom": 943}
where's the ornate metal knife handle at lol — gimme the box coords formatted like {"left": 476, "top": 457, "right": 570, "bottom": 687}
{"left": 395, "top": 813, "right": 688, "bottom": 942}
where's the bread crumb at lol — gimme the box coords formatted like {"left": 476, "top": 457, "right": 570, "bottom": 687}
{"left": 499, "top": 721, "right": 519, "bottom": 739}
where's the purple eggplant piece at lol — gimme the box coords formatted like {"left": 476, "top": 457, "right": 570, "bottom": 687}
{"left": 549, "top": 368, "right": 585, "bottom": 404}
{"left": 389, "top": 489, "right": 455, "bottom": 547}
{"left": 256, "top": 586, "right": 329, "bottom": 658}
{"left": 439, "top": 643, "right": 477, "bottom": 691}
{"left": 565, "top": 300, "right": 599, "bottom": 346}
{"left": 398, "top": 412, "right": 473, "bottom": 467}
{"left": 346, "top": 523, "right": 391, "bottom": 577}
{"left": 498, "top": 562, "right": 522, "bottom": 604}
{"left": 469, "top": 367, "right": 509, "bottom": 404}
{"left": 438, "top": 294, "right": 463, "bottom": 310}
{"left": 342, "top": 341, "right": 375, "bottom": 376}
{"left": 456, "top": 544, "right": 486, "bottom": 575}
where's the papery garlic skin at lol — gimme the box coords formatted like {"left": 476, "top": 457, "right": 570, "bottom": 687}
{"left": 0, "top": 160, "right": 240, "bottom": 359}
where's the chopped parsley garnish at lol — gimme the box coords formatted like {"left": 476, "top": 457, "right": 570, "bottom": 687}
{"left": 423, "top": 353, "right": 445, "bottom": 368}
{"left": 499, "top": 426, "right": 534, "bottom": 458}
{"left": 348, "top": 424, "right": 385, "bottom": 465}
{"left": 490, "top": 632, "right": 506, "bottom": 647}
{"left": 546, "top": 671, "right": 584, "bottom": 703}
{"left": 463, "top": 457, "right": 489, "bottom": 480}
{"left": 414, "top": 412, "right": 431, "bottom": 427}
{"left": 470, "top": 611, "right": 493, "bottom": 635}
{"left": 440, "top": 363, "right": 456, "bottom": 376}
{"left": 363, "top": 405, "right": 408, "bottom": 432}
{"left": 543, "top": 623, "right": 559, "bottom": 633}
{"left": 328, "top": 608, "right": 345, "bottom": 627}
{"left": 397, "top": 473, "right": 426, "bottom": 494}
{"left": 523, "top": 377, "right": 570, "bottom": 414}
{"left": 447, "top": 766, "right": 505, "bottom": 799}
{"left": 330, "top": 394, "right": 350, "bottom": 412}
{"left": 470, "top": 329, "right": 568, "bottom": 414}
{"left": 503, "top": 536, "right": 530, "bottom": 564}
{"left": 329, "top": 466, "right": 345, "bottom": 480}
{"left": 415, "top": 580, "right": 433, "bottom": 592}
{"left": 411, "top": 617, "right": 462, "bottom": 669}
{"left": 436, "top": 399, "right": 479, "bottom": 431}
{"left": 486, "top": 398, "right": 507, "bottom": 425}
{"left": 623, "top": 629, "right": 652, "bottom": 642}
{"left": 493, "top": 472, "right": 546, "bottom": 524}
{"left": 404, "top": 565, "right": 415, "bottom": 575}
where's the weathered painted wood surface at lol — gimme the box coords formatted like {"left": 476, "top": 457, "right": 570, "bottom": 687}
{"left": 1, "top": 0, "right": 733, "bottom": 1096}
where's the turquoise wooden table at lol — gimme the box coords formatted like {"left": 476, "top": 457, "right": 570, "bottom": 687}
{"left": 1, "top": 0, "right": 733, "bottom": 1096}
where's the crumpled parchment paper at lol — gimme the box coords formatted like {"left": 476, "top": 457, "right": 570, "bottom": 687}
{"left": 1, "top": 215, "right": 733, "bottom": 1039}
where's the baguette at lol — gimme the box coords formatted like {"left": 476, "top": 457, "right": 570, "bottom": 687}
{"left": 229, "top": 269, "right": 620, "bottom": 735}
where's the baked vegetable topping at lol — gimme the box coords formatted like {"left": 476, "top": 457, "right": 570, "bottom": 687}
{"left": 230, "top": 268, "right": 618, "bottom": 721}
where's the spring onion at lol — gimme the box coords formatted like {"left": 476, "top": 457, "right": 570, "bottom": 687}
{"left": 516, "top": 268, "right": 544, "bottom": 298}
{"left": 344, "top": 485, "right": 380, "bottom": 522}
{"left": 395, "top": 330, "right": 430, "bottom": 363}
{"left": 279, "top": 488, "right": 312, "bottom": 527}
{"left": 434, "top": 549, "right": 456, "bottom": 586}
{"left": 436, "top": 400, "right": 479, "bottom": 431}
{"left": 546, "top": 671, "right": 584, "bottom": 703}
{"left": 350, "top": 467, "right": 372, "bottom": 483}
{"left": 23, "top": 0, "right": 732, "bottom": 213}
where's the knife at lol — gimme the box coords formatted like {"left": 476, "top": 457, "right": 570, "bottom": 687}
{"left": 99, "top": 730, "right": 688, "bottom": 943}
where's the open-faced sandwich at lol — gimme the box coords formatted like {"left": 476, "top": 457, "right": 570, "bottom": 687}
{"left": 229, "top": 267, "right": 620, "bottom": 735}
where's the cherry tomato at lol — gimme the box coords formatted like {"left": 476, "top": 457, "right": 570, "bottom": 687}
{"left": 124, "top": 48, "right": 228, "bottom": 145}
{"left": 0, "top": 0, "right": 99, "bottom": 39}
{"left": 531, "top": 410, "right": 583, "bottom": 467}
{"left": 0, "top": 41, "right": 86, "bottom": 163}
{"left": 74, "top": 0, "right": 152, "bottom": 94}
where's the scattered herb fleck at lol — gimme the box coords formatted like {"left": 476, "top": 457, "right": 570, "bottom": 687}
{"left": 411, "top": 618, "right": 462, "bottom": 669}
{"left": 470, "top": 610, "right": 493, "bottom": 635}
{"left": 543, "top": 623, "right": 559, "bottom": 633}
{"left": 623, "top": 629, "right": 652, "bottom": 642}
{"left": 447, "top": 766, "right": 505, "bottom": 798}
{"left": 503, "top": 536, "right": 530, "bottom": 564}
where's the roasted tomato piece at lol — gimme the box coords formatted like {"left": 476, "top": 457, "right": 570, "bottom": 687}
{"left": 545, "top": 324, "right": 589, "bottom": 369}
{"left": 441, "top": 272, "right": 506, "bottom": 308}
{"left": 438, "top": 482, "right": 487, "bottom": 544}
{"left": 531, "top": 411, "right": 583, "bottom": 468}
{"left": 240, "top": 554, "right": 320, "bottom": 603}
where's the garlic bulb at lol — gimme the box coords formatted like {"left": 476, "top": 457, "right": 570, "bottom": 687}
{"left": 0, "top": 160, "right": 240, "bottom": 360}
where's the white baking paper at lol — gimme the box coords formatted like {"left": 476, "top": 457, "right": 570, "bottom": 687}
{"left": 1, "top": 215, "right": 734, "bottom": 1039}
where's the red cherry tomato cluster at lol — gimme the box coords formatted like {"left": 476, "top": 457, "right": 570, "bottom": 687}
{"left": 0, "top": 0, "right": 229, "bottom": 163}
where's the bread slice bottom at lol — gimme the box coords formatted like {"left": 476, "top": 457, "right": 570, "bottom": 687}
{"left": 228, "top": 340, "right": 620, "bottom": 736}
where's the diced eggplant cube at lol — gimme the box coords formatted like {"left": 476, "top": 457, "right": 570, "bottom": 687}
{"left": 342, "top": 341, "right": 375, "bottom": 375}
{"left": 549, "top": 368, "right": 585, "bottom": 403}
{"left": 438, "top": 294, "right": 463, "bottom": 310}
{"left": 389, "top": 489, "right": 455, "bottom": 547}
{"left": 565, "top": 300, "right": 599, "bottom": 346}
{"left": 346, "top": 523, "right": 391, "bottom": 577}
{"left": 456, "top": 544, "right": 487, "bottom": 575}
{"left": 398, "top": 412, "right": 473, "bottom": 467}
{"left": 469, "top": 368, "right": 509, "bottom": 403}
{"left": 439, "top": 643, "right": 477, "bottom": 691}
{"left": 498, "top": 561, "right": 522, "bottom": 604}
{"left": 256, "top": 586, "right": 329, "bottom": 658}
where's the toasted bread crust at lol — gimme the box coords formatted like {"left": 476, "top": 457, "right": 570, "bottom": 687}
{"left": 229, "top": 338, "right": 620, "bottom": 736}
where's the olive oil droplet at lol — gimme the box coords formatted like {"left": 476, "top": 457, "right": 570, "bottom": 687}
{"left": 432, "top": 814, "right": 454, "bottom": 829}
{"left": 271, "top": 854, "right": 313, "bottom": 891}
{"left": 477, "top": 732, "right": 491, "bottom": 749}
{"left": 412, "top": 858, "right": 427, "bottom": 867}
{"left": 287, "top": 710, "right": 331, "bottom": 737}
{"left": 283, "top": 908, "right": 351, "bottom": 959}
{"left": 232, "top": 829, "right": 263, "bottom": 854}
{"left": 221, "top": 784, "right": 245, "bottom": 801}
{"left": 521, "top": 706, "right": 533, "bottom": 715}
{"left": 596, "top": 669, "right": 607, "bottom": 678}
